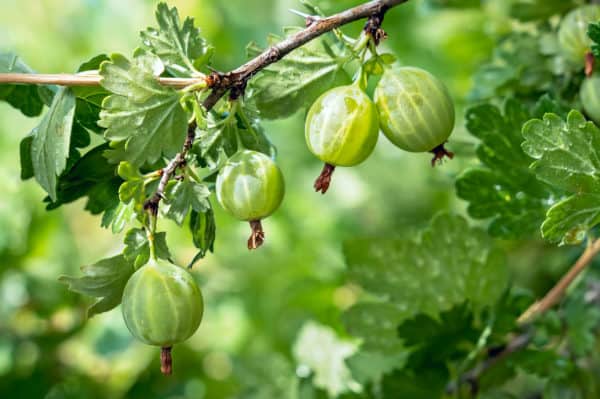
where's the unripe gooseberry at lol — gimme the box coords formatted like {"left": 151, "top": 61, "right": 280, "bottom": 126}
{"left": 581, "top": 74, "right": 600, "bottom": 125}
{"left": 374, "top": 66, "right": 455, "bottom": 165}
{"left": 304, "top": 84, "right": 379, "bottom": 193}
{"left": 558, "top": 5, "right": 600, "bottom": 67}
{"left": 121, "top": 258, "right": 203, "bottom": 375}
{"left": 216, "top": 150, "right": 285, "bottom": 249}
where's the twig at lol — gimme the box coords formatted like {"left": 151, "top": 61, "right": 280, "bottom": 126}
{"left": 518, "top": 238, "right": 600, "bottom": 324}
{"left": 0, "top": 73, "right": 203, "bottom": 88}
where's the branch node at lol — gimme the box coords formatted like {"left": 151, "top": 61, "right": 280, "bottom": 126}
{"left": 364, "top": 6, "right": 389, "bottom": 45}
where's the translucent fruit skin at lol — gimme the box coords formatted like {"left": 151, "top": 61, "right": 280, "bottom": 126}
{"left": 216, "top": 150, "right": 285, "bottom": 221}
{"left": 121, "top": 259, "right": 203, "bottom": 347}
{"left": 375, "top": 67, "right": 455, "bottom": 152}
{"left": 558, "top": 5, "right": 600, "bottom": 65}
{"left": 581, "top": 75, "right": 600, "bottom": 125}
{"left": 305, "top": 85, "right": 379, "bottom": 167}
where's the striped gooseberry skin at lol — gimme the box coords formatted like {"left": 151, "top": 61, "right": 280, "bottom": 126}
{"left": 558, "top": 5, "right": 600, "bottom": 65}
{"left": 581, "top": 75, "right": 600, "bottom": 125}
{"left": 121, "top": 259, "right": 203, "bottom": 347}
{"left": 305, "top": 85, "right": 379, "bottom": 167}
{"left": 216, "top": 150, "right": 285, "bottom": 221}
{"left": 374, "top": 67, "right": 455, "bottom": 152}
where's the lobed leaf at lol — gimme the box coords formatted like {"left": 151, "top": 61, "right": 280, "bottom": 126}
{"left": 99, "top": 53, "right": 189, "bottom": 167}
{"left": 343, "top": 213, "right": 508, "bottom": 353}
{"left": 162, "top": 178, "right": 210, "bottom": 225}
{"left": 522, "top": 110, "right": 600, "bottom": 244}
{"left": 59, "top": 255, "right": 134, "bottom": 317}
{"left": 246, "top": 27, "right": 350, "bottom": 119}
{"left": 140, "top": 2, "right": 212, "bottom": 77}
{"left": 456, "top": 99, "right": 555, "bottom": 238}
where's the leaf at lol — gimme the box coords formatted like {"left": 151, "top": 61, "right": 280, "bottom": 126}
{"left": 123, "top": 228, "right": 172, "bottom": 268}
{"left": 522, "top": 111, "right": 600, "bottom": 244}
{"left": 117, "top": 161, "right": 146, "bottom": 213}
{"left": 162, "top": 178, "right": 210, "bottom": 225}
{"left": 189, "top": 207, "right": 216, "bottom": 262}
{"left": 31, "top": 87, "right": 77, "bottom": 201}
{"left": 99, "top": 53, "right": 188, "bottom": 167}
{"left": 19, "top": 134, "right": 34, "bottom": 180}
{"left": 292, "top": 321, "right": 359, "bottom": 397}
{"left": 0, "top": 52, "right": 55, "bottom": 117}
{"left": 59, "top": 255, "right": 134, "bottom": 317}
{"left": 45, "top": 143, "right": 121, "bottom": 217}
{"left": 73, "top": 55, "right": 110, "bottom": 134}
{"left": 195, "top": 105, "right": 275, "bottom": 168}
{"left": 246, "top": 27, "right": 350, "bottom": 119}
{"left": 140, "top": 2, "right": 212, "bottom": 77}
{"left": 342, "top": 213, "right": 507, "bottom": 353}
{"left": 590, "top": 22, "right": 600, "bottom": 59}
{"left": 455, "top": 99, "right": 555, "bottom": 239}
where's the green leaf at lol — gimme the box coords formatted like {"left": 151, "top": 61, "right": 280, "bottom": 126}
{"left": 123, "top": 228, "right": 172, "bottom": 268}
{"left": 162, "top": 178, "right": 210, "bottom": 225}
{"left": 246, "top": 27, "right": 350, "bottom": 119}
{"left": 0, "top": 52, "right": 55, "bottom": 117}
{"left": 456, "top": 99, "right": 555, "bottom": 238}
{"left": 99, "top": 53, "right": 188, "bottom": 167}
{"left": 292, "top": 321, "right": 359, "bottom": 398}
{"left": 59, "top": 255, "right": 134, "bottom": 317}
{"left": 45, "top": 143, "right": 121, "bottom": 217}
{"left": 195, "top": 105, "right": 275, "bottom": 168}
{"left": 189, "top": 207, "right": 216, "bottom": 261}
{"left": 31, "top": 87, "right": 77, "bottom": 201}
{"left": 117, "top": 161, "right": 146, "bottom": 213}
{"left": 522, "top": 110, "right": 600, "bottom": 244}
{"left": 590, "top": 22, "right": 600, "bottom": 59}
{"left": 140, "top": 2, "right": 212, "bottom": 77}
{"left": 342, "top": 213, "right": 507, "bottom": 352}
{"left": 19, "top": 134, "right": 34, "bottom": 180}
{"left": 73, "top": 55, "right": 110, "bottom": 134}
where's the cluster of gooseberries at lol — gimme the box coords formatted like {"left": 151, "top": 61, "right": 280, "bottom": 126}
{"left": 119, "top": 35, "right": 456, "bottom": 375}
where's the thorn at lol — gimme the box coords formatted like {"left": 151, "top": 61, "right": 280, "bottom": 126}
{"left": 288, "top": 8, "right": 319, "bottom": 26}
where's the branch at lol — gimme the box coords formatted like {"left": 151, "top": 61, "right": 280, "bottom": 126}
{"left": 448, "top": 238, "right": 600, "bottom": 395}
{"left": 146, "top": 0, "right": 409, "bottom": 210}
{"left": 518, "top": 238, "right": 600, "bottom": 324}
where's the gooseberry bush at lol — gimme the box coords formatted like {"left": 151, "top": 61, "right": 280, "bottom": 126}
{"left": 3, "top": 0, "right": 600, "bottom": 397}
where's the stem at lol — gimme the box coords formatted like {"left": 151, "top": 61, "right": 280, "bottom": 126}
{"left": 160, "top": 346, "right": 173, "bottom": 375}
{"left": 517, "top": 238, "right": 600, "bottom": 324}
{"left": 314, "top": 163, "right": 336, "bottom": 194}
{"left": 248, "top": 220, "right": 265, "bottom": 250}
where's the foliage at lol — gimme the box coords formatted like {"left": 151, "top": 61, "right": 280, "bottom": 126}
{"left": 2, "top": 0, "right": 600, "bottom": 398}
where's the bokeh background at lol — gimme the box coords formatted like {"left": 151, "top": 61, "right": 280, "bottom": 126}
{"left": 0, "top": 0, "right": 573, "bottom": 398}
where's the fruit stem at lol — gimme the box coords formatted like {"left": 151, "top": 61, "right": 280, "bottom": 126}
{"left": 586, "top": 51, "right": 595, "bottom": 77}
{"left": 160, "top": 346, "right": 173, "bottom": 375}
{"left": 248, "top": 220, "right": 265, "bottom": 250}
{"left": 314, "top": 163, "right": 336, "bottom": 194}
{"left": 430, "top": 144, "right": 454, "bottom": 167}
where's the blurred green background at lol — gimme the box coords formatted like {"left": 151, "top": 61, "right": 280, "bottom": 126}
{"left": 0, "top": 0, "right": 568, "bottom": 398}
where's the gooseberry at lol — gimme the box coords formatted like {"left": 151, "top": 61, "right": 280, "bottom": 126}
{"left": 304, "top": 84, "right": 379, "bottom": 193}
{"left": 121, "top": 258, "right": 204, "bottom": 375}
{"left": 374, "top": 66, "right": 455, "bottom": 165}
{"left": 558, "top": 5, "right": 600, "bottom": 71}
{"left": 581, "top": 74, "right": 600, "bottom": 125}
{"left": 216, "top": 150, "right": 285, "bottom": 249}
